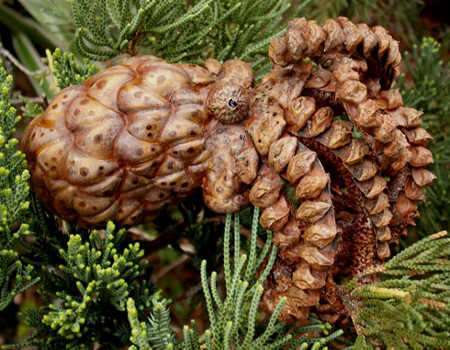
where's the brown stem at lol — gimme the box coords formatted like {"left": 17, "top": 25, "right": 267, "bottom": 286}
{"left": 128, "top": 222, "right": 183, "bottom": 256}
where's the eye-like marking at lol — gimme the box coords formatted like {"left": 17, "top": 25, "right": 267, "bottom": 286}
{"left": 228, "top": 99, "right": 238, "bottom": 108}
{"left": 206, "top": 82, "right": 249, "bottom": 124}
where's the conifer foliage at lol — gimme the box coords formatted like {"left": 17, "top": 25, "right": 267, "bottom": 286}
{"left": 14, "top": 0, "right": 314, "bottom": 77}
{"left": 127, "top": 208, "right": 343, "bottom": 350}
{"left": 17, "top": 222, "right": 155, "bottom": 349}
{"left": 70, "top": 0, "right": 312, "bottom": 77}
{"left": 0, "top": 62, "right": 38, "bottom": 311}
{"left": 352, "top": 231, "right": 450, "bottom": 349}
{"left": 48, "top": 48, "right": 99, "bottom": 89}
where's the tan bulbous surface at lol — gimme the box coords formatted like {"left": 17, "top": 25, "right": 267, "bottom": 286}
{"left": 22, "top": 17, "right": 435, "bottom": 323}
{"left": 22, "top": 56, "right": 256, "bottom": 227}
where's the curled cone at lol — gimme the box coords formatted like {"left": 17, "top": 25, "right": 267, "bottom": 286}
{"left": 22, "top": 17, "right": 435, "bottom": 323}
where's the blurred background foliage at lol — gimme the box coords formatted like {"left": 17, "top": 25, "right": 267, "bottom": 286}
{"left": 0, "top": 0, "right": 448, "bottom": 349}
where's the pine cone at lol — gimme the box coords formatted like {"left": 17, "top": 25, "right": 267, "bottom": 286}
{"left": 256, "top": 17, "right": 434, "bottom": 322}
{"left": 22, "top": 18, "right": 435, "bottom": 323}
{"left": 22, "top": 56, "right": 256, "bottom": 226}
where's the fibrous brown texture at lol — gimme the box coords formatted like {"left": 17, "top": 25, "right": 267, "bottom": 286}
{"left": 22, "top": 17, "right": 434, "bottom": 322}
{"left": 258, "top": 16, "right": 434, "bottom": 322}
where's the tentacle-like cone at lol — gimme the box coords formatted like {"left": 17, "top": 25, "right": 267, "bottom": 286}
{"left": 22, "top": 17, "right": 435, "bottom": 322}
{"left": 256, "top": 16, "right": 434, "bottom": 321}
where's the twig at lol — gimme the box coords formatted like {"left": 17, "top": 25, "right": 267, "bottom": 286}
{"left": 355, "top": 265, "right": 385, "bottom": 283}
{"left": 0, "top": 48, "right": 48, "bottom": 77}
{"left": 128, "top": 226, "right": 156, "bottom": 241}
{"left": 9, "top": 96, "right": 46, "bottom": 106}
{"left": 174, "top": 271, "right": 225, "bottom": 302}
{"left": 129, "top": 221, "right": 184, "bottom": 256}
{"left": 151, "top": 254, "right": 190, "bottom": 282}
{"left": 131, "top": 214, "right": 266, "bottom": 257}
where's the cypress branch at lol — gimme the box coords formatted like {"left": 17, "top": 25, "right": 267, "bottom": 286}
{"left": 0, "top": 61, "right": 39, "bottom": 312}
{"left": 18, "top": 221, "right": 155, "bottom": 349}
{"left": 128, "top": 207, "right": 342, "bottom": 350}
{"left": 350, "top": 231, "right": 450, "bottom": 349}
{"left": 17, "top": 0, "right": 318, "bottom": 78}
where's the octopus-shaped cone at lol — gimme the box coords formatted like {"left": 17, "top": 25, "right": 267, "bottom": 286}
{"left": 22, "top": 17, "right": 435, "bottom": 322}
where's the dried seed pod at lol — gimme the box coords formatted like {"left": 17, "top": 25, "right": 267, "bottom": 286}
{"left": 249, "top": 165, "right": 283, "bottom": 208}
{"left": 206, "top": 82, "right": 249, "bottom": 123}
{"left": 259, "top": 16, "right": 433, "bottom": 323}
{"left": 260, "top": 196, "right": 290, "bottom": 231}
{"left": 296, "top": 173, "right": 329, "bottom": 200}
{"left": 409, "top": 146, "right": 434, "bottom": 167}
{"left": 404, "top": 128, "right": 433, "bottom": 145}
{"left": 296, "top": 201, "right": 331, "bottom": 223}
{"left": 412, "top": 168, "right": 436, "bottom": 187}
{"left": 287, "top": 96, "right": 316, "bottom": 130}
{"left": 268, "top": 136, "right": 298, "bottom": 173}
{"left": 310, "top": 107, "right": 334, "bottom": 137}
{"left": 293, "top": 262, "right": 327, "bottom": 289}
{"left": 23, "top": 56, "right": 260, "bottom": 227}
{"left": 285, "top": 149, "right": 317, "bottom": 183}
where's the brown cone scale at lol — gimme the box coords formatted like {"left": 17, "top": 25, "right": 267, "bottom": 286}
{"left": 22, "top": 18, "right": 435, "bottom": 322}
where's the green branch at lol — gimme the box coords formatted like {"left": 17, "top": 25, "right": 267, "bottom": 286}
{"left": 351, "top": 231, "right": 450, "bottom": 349}
{"left": 128, "top": 207, "right": 343, "bottom": 350}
